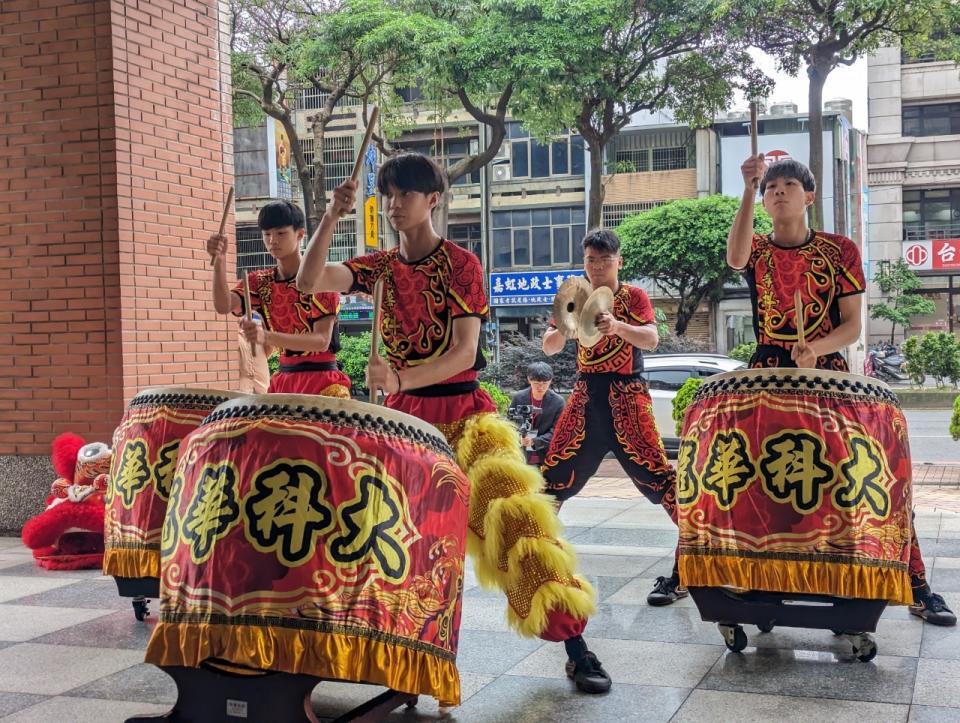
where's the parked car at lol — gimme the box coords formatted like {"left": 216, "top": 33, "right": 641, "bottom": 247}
{"left": 640, "top": 353, "right": 747, "bottom": 458}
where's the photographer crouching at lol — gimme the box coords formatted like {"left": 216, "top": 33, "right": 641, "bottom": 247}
{"left": 508, "top": 362, "right": 565, "bottom": 466}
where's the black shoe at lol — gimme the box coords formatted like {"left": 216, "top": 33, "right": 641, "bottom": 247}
{"left": 910, "top": 591, "right": 957, "bottom": 626}
{"left": 564, "top": 651, "right": 612, "bottom": 694}
{"left": 647, "top": 575, "right": 689, "bottom": 606}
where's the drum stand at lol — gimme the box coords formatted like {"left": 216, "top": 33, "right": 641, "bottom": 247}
{"left": 690, "top": 587, "right": 883, "bottom": 662}
{"left": 112, "top": 576, "right": 160, "bottom": 621}
{"left": 124, "top": 663, "right": 419, "bottom": 723}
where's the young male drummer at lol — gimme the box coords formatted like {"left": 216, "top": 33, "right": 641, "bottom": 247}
{"left": 541, "top": 229, "right": 685, "bottom": 608}
{"left": 208, "top": 200, "right": 351, "bottom": 396}
{"left": 297, "top": 153, "right": 609, "bottom": 694}
{"left": 728, "top": 155, "right": 955, "bottom": 626}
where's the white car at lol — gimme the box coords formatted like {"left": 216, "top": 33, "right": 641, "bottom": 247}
{"left": 640, "top": 353, "right": 747, "bottom": 457}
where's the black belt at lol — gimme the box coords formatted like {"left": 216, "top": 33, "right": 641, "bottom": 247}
{"left": 404, "top": 381, "right": 480, "bottom": 398}
{"left": 579, "top": 371, "right": 646, "bottom": 384}
{"left": 278, "top": 361, "right": 338, "bottom": 373}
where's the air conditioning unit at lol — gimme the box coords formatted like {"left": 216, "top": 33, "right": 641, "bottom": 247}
{"left": 494, "top": 143, "right": 511, "bottom": 160}
{"left": 493, "top": 165, "right": 512, "bottom": 181}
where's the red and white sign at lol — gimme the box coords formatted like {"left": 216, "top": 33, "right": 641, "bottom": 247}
{"left": 764, "top": 149, "right": 792, "bottom": 165}
{"left": 903, "top": 240, "right": 960, "bottom": 270}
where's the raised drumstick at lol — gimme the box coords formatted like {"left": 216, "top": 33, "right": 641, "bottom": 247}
{"left": 351, "top": 106, "right": 380, "bottom": 184}
{"left": 210, "top": 186, "right": 235, "bottom": 265}
{"left": 794, "top": 289, "right": 806, "bottom": 349}
{"left": 749, "top": 101, "right": 759, "bottom": 189}
{"left": 368, "top": 278, "right": 385, "bottom": 404}
{"left": 242, "top": 273, "right": 258, "bottom": 357}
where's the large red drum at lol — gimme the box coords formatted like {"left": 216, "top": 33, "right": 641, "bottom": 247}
{"left": 677, "top": 368, "right": 913, "bottom": 606}
{"left": 103, "top": 387, "right": 241, "bottom": 580}
{"left": 144, "top": 394, "right": 470, "bottom": 707}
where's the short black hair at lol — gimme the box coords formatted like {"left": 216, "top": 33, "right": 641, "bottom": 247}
{"left": 527, "top": 362, "right": 553, "bottom": 382}
{"left": 760, "top": 159, "right": 816, "bottom": 195}
{"left": 258, "top": 200, "right": 306, "bottom": 231}
{"left": 377, "top": 152, "right": 446, "bottom": 195}
{"left": 581, "top": 228, "right": 620, "bottom": 254}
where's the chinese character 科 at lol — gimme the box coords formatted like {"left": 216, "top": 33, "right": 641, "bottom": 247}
{"left": 530, "top": 277, "right": 541, "bottom": 290}
{"left": 760, "top": 431, "right": 833, "bottom": 514}
{"left": 517, "top": 278, "right": 529, "bottom": 290}
{"left": 938, "top": 243, "right": 957, "bottom": 264}
{"left": 505, "top": 278, "right": 517, "bottom": 291}
{"left": 493, "top": 278, "right": 504, "bottom": 294}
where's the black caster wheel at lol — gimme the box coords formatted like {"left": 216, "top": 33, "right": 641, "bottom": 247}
{"left": 133, "top": 597, "right": 150, "bottom": 621}
{"left": 757, "top": 622, "right": 774, "bottom": 634}
{"left": 853, "top": 637, "right": 878, "bottom": 662}
{"left": 720, "top": 624, "right": 748, "bottom": 653}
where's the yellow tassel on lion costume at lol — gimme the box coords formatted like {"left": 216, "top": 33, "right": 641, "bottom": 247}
{"left": 439, "top": 413, "right": 596, "bottom": 638}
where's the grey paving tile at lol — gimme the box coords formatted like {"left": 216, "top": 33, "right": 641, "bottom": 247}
{"left": 506, "top": 637, "right": 721, "bottom": 688}
{"left": 673, "top": 689, "right": 908, "bottom": 723}
{"left": 0, "top": 575, "right": 77, "bottom": 603}
{"left": 581, "top": 602, "right": 725, "bottom": 646}
{"left": 454, "top": 629, "right": 545, "bottom": 676}
{"left": 928, "top": 567, "right": 960, "bottom": 592}
{"left": 934, "top": 557, "right": 960, "bottom": 569}
{"left": 5, "top": 577, "right": 130, "bottom": 609}
{"left": 0, "top": 692, "right": 48, "bottom": 718}
{"left": 0, "top": 696, "right": 169, "bottom": 722}
{"left": 0, "top": 604, "right": 112, "bottom": 642}
{"left": 564, "top": 527, "right": 680, "bottom": 548}
{"left": 910, "top": 706, "right": 960, "bottom": 722}
{"left": 66, "top": 663, "right": 177, "bottom": 705}
{"left": 698, "top": 647, "right": 918, "bottom": 704}
{"left": 919, "top": 615, "right": 960, "bottom": 660}
{"left": 914, "top": 658, "right": 960, "bottom": 708}
{"left": 744, "top": 618, "right": 923, "bottom": 659}
{"left": 0, "top": 561, "right": 105, "bottom": 580}
{"left": 572, "top": 553, "right": 662, "bottom": 579}
{"left": 32, "top": 610, "right": 157, "bottom": 650}
{"left": 0, "top": 643, "right": 145, "bottom": 694}
{"left": 450, "top": 675, "right": 688, "bottom": 723}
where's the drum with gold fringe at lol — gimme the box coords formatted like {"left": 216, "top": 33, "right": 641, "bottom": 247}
{"left": 677, "top": 368, "right": 913, "bottom": 606}
{"left": 103, "top": 387, "right": 241, "bottom": 580}
{"left": 144, "top": 394, "right": 469, "bottom": 708}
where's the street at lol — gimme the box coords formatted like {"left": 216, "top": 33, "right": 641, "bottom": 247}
{"left": 906, "top": 410, "right": 960, "bottom": 464}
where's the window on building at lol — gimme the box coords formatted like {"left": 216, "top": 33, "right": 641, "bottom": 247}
{"left": 601, "top": 201, "right": 666, "bottom": 229}
{"left": 507, "top": 123, "right": 585, "bottom": 179}
{"left": 236, "top": 224, "right": 271, "bottom": 276}
{"left": 398, "top": 139, "right": 480, "bottom": 186}
{"left": 491, "top": 206, "right": 586, "bottom": 269}
{"left": 449, "top": 222, "right": 482, "bottom": 258}
{"left": 902, "top": 103, "right": 960, "bottom": 137}
{"left": 296, "top": 135, "right": 355, "bottom": 198}
{"left": 606, "top": 129, "right": 694, "bottom": 173}
{"left": 903, "top": 188, "right": 960, "bottom": 240}
{"left": 294, "top": 82, "right": 361, "bottom": 111}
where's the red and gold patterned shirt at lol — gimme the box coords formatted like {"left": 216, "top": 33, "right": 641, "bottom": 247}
{"left": 344, "top": 240, "right": 488, "bottom": 383}
{"left": 232, "top": 268, "right": 341, "bottom": 361}
{"left": 744, "top": 231, "right": 865, "bottom": 351}
{"left": 573, "top": 283, "right": 655, "bottom": 375}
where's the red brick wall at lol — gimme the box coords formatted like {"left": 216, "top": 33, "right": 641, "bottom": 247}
{"left": 0, "top": 0, "right": 236, "bottom": 456}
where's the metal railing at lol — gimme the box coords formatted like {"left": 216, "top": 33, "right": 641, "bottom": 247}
{"left": 904, "top": 222, "right": 960, "bottom": 242}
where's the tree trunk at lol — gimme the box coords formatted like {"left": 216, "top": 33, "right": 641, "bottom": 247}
{"left": 311, "top": 121, "right": 328, "bottom": 238}
{"left": 587, "top": 139, "right": 605, "bottom": 230}
{"left": 807, "top": 63, "right": 827, "bottom": 231}
{"left": 281, "top": 115, "right": 315, "bottom": 238}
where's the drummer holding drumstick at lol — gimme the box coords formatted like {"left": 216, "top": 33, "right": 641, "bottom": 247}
{"left": 207, "top": 200, "right": 352, "bottom": 397}
{"left": 299, "top": 152, "right": 607, "bottom": 696}
{"left": 727, "top": 154, "right": 955, "bottom": 626}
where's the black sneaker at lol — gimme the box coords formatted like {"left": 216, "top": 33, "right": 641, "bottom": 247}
{"left": 647, "top": 575, "right": 689, "bottom": 606}
{"left": 910, "top": 591, "right": 957, "bottom": 626}
{"left": 563, "top": 651, "right": 612, "bottom": 694}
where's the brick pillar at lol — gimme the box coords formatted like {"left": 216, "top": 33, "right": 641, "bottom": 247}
{"left": 0, "top": 0, "right": 236, "bottom": 532}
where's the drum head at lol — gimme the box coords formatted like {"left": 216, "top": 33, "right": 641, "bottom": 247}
{"left": 702, "top": 367, "right": 891, "bottom": 391}
{"left": 212, "top": 394, "right": 447, "bottom": 441}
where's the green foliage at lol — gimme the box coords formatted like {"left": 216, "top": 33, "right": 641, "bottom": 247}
{"left": 673, "top": 377, "right": 704, "bottom": 437}
{"left": 479, "top": 381, "right": 510, "bottom": 415}
{"left": 480, "top": 332, "right": 577, "bottom": 394}
{"left": 337, "top": 331, "right": 385, "bottom": 394}
{"left": 902, "top": 332, "right": 960, "bottom": 388}
{"left": 728, "top": 342, "right": 757, "bottom": 363}
{"left": 268, "top": 349, "right": 280, "bottom": 376}
{"left": 619, "top": 195, "right": 772, "bottom": 336}
{"left": 870, "top": 259, "right": 936, "bottom": 343}
{"left": 951, "top": 395, "right": 960, "bottom": 442}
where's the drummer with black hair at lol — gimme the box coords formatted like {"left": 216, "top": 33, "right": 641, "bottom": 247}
{"left": 541, "top": 229, "right": 685, "bottom": 609}
{"left": 728, "top": 153, "right": 955, "bottom": 626}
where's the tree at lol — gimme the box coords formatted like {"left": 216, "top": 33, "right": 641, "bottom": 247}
{"left": 501, "top": 0, "right": 770, "bottom": 228}
{"left": 869, "top": 258, "right": 935, "bottom": 344}
{"left": 618, "top": 195, "right": 772, "bottom": 335}
{"left": 749, "top": 0, "right": 960, "bottom": 230}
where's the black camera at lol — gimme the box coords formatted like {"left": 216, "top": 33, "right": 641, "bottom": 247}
{"left": 507, "top": 404, "right": 541, "bottom": 435}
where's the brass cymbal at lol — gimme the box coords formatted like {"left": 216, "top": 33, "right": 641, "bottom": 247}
{"left": 578, "top": 286, "right": 614, "bottom": 347}
{"left": 551, "top": 276, "right": 591, "bottom": 339}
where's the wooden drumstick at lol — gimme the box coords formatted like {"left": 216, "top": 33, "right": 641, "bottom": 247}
{"left": 794, "top": 289, "right": 806, "bottom": 349}
{"left": 369, "top": 277, "right": 385, "bottom": 404}
{"left": 749, "top": 101, "right": 759, "bottom": 189}
{"left": 351, "top": 106, "right": 380, "bottom": 184}
{"left": 242, "top": 274, "right": 258, "bottom": 357}
{"left": 210, "top": 186, "right": 235, "bottom": 265}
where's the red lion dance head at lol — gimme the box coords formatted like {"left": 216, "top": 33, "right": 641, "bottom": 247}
{"left": 20, "top": 433, "right": 112, "bottom": 570}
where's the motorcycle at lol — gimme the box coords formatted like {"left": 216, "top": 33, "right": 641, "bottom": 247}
{"left": 864, "top": 342, "right": 912, "bottom": 383}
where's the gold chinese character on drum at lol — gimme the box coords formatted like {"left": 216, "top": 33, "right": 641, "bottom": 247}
{"left": 677, "top": 369, "right": 913, "bottom": 606}
{"left": 144, "top": 394, "right": 470, "bottom": 708}
{"left": 103, "top": 387, "right": 241, "bottom": 581}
